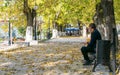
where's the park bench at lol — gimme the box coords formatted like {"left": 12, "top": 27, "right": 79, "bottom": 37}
{"left": 92, "top": 28, "right": 117, "bottom": 73}
{"left": 92, "top": 28, "right": 117, "bottom": 75}
{"left": 92, "top": 40, "right": 112, "bottom": 72}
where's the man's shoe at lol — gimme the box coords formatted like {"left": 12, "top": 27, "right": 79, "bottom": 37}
{"left": 83, "top": 60, "right": 92, "bottom": 65}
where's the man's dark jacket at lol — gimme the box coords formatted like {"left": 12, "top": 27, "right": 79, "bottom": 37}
{"left": 87, "top": 29, "right": 102, "bottom": 49}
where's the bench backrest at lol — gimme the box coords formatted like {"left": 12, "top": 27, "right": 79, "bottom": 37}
{"left": 96, "top": 40, "right": 111, "bottom": 64}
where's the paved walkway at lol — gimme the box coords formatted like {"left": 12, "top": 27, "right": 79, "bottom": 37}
{"left": 0, "top": 37, "right": 86, "bottom": 51}
{"left": 0, "top": 42, "right": 111, "bottom": 75}
{"left": 46, "top": 37, "right": 87, "bottom": 43}
{"left": 0, "top": 44, "right": 20, "bottom": 52}
{"left": 0, "top": 37, "right": 118, "bottom": 75}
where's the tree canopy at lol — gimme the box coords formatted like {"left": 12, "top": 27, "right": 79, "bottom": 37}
{"left": 0, "top": 0, "right": 120, "bottom": 32}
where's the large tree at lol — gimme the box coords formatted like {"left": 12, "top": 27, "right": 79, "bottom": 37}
{"left": 94, "top": 0, "right": 118, "bottom": 74}
{"left": 23, "top": 0, "right": 36, "bottom": 41}
{"left": 94, "top": 0, "right": 117, "bottom": 39}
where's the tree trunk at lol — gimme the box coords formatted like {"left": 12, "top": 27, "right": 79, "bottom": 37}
{"left": 94, "top": 0, "right": 118, "bottom": 74}
{"left": 82, "top": 25, "right": 87, "bottom": 38}
{"left": 23, "top": 0, "right": 36, "bottom": 42}
{"left": 51, "top": 22, "right": 59, "bottom": 39}
{"left": 77, "top": 20, "right": 83, "bottom": 36}
{"left": 51, "top": 12, "right": 60, "bottom": 39}
{"left": 94, "top": 0, "right": 117, "bottom": 41}
{"left": 101, "top": 0, "right": 118, "bottom": 74}
{"left": 93, "top": 3, "right": 106, "bottom": 39}
{"left": 101, "top": 0, "right": 113, "bottom": 40}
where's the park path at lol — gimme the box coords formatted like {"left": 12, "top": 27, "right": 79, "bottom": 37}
{"left": 0, "top": 37, "right": 113, "bottom": 75}
{"left": 45, "top": 37, "right": 86, "bottom": 43}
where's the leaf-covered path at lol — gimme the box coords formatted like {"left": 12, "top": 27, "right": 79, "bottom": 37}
{"left": 0, "top": 42, "right": 111, "bottom": 75}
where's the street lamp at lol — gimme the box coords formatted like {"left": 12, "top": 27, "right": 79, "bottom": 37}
{"left": 47, "top": 17, "right": 50, "bottom": 39}
{"left": 4, "top": 0, "right": 12, "bottom": 45}
{"left": 8, "top": 18, "right": 12, "bottom": 46}
{"left": 33, "top": 3, "right": 38, "bottom": 40}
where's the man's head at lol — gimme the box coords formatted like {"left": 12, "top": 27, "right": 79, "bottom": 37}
{"left": 89, "top": 23, "right": 96, "bottom": 33}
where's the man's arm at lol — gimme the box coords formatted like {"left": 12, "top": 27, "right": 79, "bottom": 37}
{"left": 87, "top": 32, "right": 97, "bottom": 48}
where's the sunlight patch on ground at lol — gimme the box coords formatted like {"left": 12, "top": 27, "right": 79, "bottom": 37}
{"left": 41, "top": 60, "right": 70, "bottom": 68}
{"left": 0, "top": 62, "right": 13, "bottom": 67}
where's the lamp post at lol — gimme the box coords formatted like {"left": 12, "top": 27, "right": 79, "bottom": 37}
{"left": 34, "top": 3, "right": 38, "bottom": 40}
{"left": 48, "top": 18, "right": 50, "bottom": 39}
{"left": 8, "top": 19, "right": 12, "bottom": 46}
{"left": 34, "top": 11, "right": 37, "bottom": 40}
{"left": 47, "top": 17, "right": 50, "bottom": 39}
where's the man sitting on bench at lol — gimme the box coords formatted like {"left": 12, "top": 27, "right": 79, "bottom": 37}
{"left": 81, "top": 23, "right": 102, "bottom": 65}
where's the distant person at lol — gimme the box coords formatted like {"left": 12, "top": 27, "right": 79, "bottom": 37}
{"left": 12, "top": 37, "right": 16, "bottom": 44}
{"left": 81, "top": 23, "right": 102, "bottom": 65}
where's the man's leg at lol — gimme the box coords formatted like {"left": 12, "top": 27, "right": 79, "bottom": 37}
{"left": 81, "top": 46, "right": 90, "bottom": 61}
{"left": 81, "top": 46, "right": 92, "bottom": 65}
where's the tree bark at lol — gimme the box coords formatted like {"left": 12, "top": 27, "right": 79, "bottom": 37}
{"left": 101, "top": 0, "right": 116, "bottom": 41}
{"left": 93, "top": 3, "right": 106, "bottom": 39}
{"left": 94, "top": 0, "right": 117, "bottom": 41}
{"left": 77, "top": 20, "right": 82, "bottom": 35}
